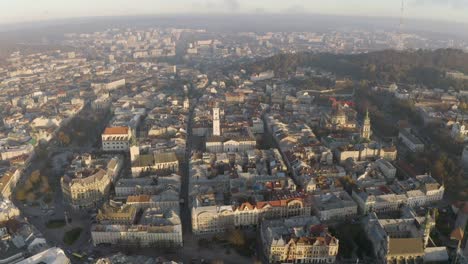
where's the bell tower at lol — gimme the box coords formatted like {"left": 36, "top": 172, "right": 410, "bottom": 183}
{"left": 361, "top": 109, "right": 371, "bottom": 140}
{"left": 213, "top": 107, "right": 221, "bottom": 136}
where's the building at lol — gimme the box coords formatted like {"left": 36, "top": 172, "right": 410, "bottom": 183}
{"left": 0, "top": 168, "right": 21, "bottom": 199}
{"left": 126, "top": 189, "right": 180, "bottom": 210}
{"left": 312, "top": 191, "right": 358, "bottom": 222}
{"left": 154, "top": 152, "right": 179, "bottom": 173}
{"left": 261, "top": 216, "right": 339, "bottom": 264}
{"left": 205, "top": 126, "right": 257, "bottom": 153}
{"left": 115, "top": 174, "right": 180, "bottom": 197}
{"left": 205, "top": 136, "right": 257, "bottom": 153}
{"left": 398, "top": 128, "right": 424, "bottom": 152}
{"left": 91, "top": 78, "right": 126, "bottom": 91}
{"left": 61, "top": 155, "right": 123, "bottom": 210}
{"left": 212, "top": 107, "right": 221, "bottom": 136}
{"left": 96, "top": 201, "right": 137, "bottom": 225}
{"left": 101, "top": 126, "right": 132, "bottom": 152}
{"left": 336, "top": 145, "right": 397, "bottom": 164}
{"left": 17, "top": 247, "right": 70, "bottom": 264}
{"left": 131, "top": 150, "right": 179, "bottom": 177}
{"left": 451, "top": 121, "right": 468, "bottom": 140}
{"left": 352, "top": 186, "right": 406, "bottom": 214}
{"left": 192, "top": 194, "right": 312, "bottom": 234}
{"left": 92, "top": 207, "right": 183, "bottom": 247}
{"left": 462, "top": 145, "right": 468, "bottom": 170}
{"left": 0, "top": 197, "right": 20, "bottom": 221}
{"left": 364, "top": 210, "right": 435, "bottom": 263}
{"left": 376, "top": 159, "right": 397, "bottom": 180}
{"left": 361, "top": 110, "right": 372, "bottom": 140}
{"left": 251, "top": 70, "right": 274, "bottom": 81}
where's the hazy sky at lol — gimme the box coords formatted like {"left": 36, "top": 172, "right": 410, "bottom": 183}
{"left": 1, "top": 0, "right": 468, "bottom": 24}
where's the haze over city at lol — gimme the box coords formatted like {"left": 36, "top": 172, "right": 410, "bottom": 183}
{"left": 0, "top": 1, "right": 467, "bottom": 264}
{"left": 1, "top": 0, "right": 468, "bottom": 24}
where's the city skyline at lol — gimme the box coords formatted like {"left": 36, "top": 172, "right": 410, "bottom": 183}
{"left": 1, "top": 0, "right": 468, "bottom": 25}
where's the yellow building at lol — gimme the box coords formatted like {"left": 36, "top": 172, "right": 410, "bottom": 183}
{"left": 261, "top": 216, "right": 339, "bottom": 264}
{"left": 61, "top": 155, "right": 123, "bottom": 210}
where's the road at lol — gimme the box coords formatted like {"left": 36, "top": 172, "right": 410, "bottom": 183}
{"left": 180, "top": 92, "right": 196, "bottom": 235}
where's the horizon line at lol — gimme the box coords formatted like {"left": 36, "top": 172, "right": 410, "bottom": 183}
{"left": 1, "top": 12, "right": 467, "bottom": 29}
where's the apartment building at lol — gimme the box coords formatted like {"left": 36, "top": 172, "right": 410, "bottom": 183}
{"left": 61, "top": 155, "right": 122, "bottom": 210}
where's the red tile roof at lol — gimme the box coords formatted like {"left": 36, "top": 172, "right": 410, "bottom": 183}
{"left": 103, "top": 126, "right": 129, "bottom": 135}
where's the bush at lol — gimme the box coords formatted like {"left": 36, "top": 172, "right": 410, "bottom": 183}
{"left": 63, "top": 227, "right": 82, "bottom": 245}
{"left": 46, "top": 219, "right": 66, "bottom": 229}
{"left": 227, "top": 229, "right": 246, "bottom": 247}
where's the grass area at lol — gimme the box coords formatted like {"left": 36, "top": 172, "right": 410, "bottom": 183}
{"left": 63, "top": 227, "right": 82, "bottom": 245}
{"left": 45, "top": 218, "right": 71, "bottom": 229}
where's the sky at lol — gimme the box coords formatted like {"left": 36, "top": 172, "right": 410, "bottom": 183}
{"left": 1, "top": 0, "right": 468, "bottom": 24}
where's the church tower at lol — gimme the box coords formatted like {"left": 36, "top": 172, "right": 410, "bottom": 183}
{"left": 213, "top": 107, "right": 221, "bottom": 136}
{"left": 361, "top": 109, "right": 371, "bottom": 140}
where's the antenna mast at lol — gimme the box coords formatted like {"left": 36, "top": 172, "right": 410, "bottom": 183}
{"left": 398, "top": 0, "right": 405, "bottom": 50}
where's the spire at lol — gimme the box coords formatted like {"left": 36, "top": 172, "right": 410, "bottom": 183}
{"left": 362, "top": 108, "right": 371, "bottom": 140}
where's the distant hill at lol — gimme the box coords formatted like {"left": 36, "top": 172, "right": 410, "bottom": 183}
{"left": 243, "top": 49, "right": 468, "bottom": 90}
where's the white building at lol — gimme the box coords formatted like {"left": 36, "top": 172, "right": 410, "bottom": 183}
{"left": 17, "top": 247, "right": 70, "bottom": 264}
{"left": 91, "top": 79, "right": 126, "bottom": 91}
{"left": 0, "top": 198, "right": 20, "bottom": 221}
{"left": 398, "top": 128, "right": 424, "bottom": 152}
{"left": 92, "top": 208, "right": 183, "bottom": 247}
{"left": 251, "top": 70, "right": 274, "bottom": 82}
{"left": 212, "top": 107, "right": 220, "bottom": 136}
{"left": 376, "top": 159, "right": 397, "bottom": 180}
{"left": 451, "top": 122, "right": 468, "bottom": 140}
{"left": 101, "top": 126, "right": 132, "bottom": 152}
{"left": 313, "top": 191, "right": 358, "bottom": 222}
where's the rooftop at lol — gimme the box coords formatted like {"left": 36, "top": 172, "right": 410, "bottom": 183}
{"left": 387, "top": 238, "right": 424, "bottom": 256}
{"left": 103, "top": 126, "right": 129, "bottom": 135}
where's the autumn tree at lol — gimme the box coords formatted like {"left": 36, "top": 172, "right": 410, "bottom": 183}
{"left": 26, "top": 192, "right": 36, "bottom": 203}
{"left": 30, "top": 170, "right": 41, "bottom": 185}
{"left": 16, "top": 189, "right": 27, "bottom": 201}
{"left": 58, "top": 131, "right": 71, "bottom": 146}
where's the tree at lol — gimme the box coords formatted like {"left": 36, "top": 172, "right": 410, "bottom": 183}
{"left": 58, "top": 131, "right": 71, "bottom": 146}
{"left": 30, "top": 170, "right": 41, "bottom": 184}
{"left": 227, "top": 229, "right": 246, "bottom": 247}
{"left": 16, "top": 189, "right": 27, "bottom": 201}
{"left": 26, "top": 192, "right": 36, "bottom": 203}
{"left": 40, "top": 179, "right": 50, "bottom": 193}
{"left": 23, "top": 180, "right": 33, "bottom": 192}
